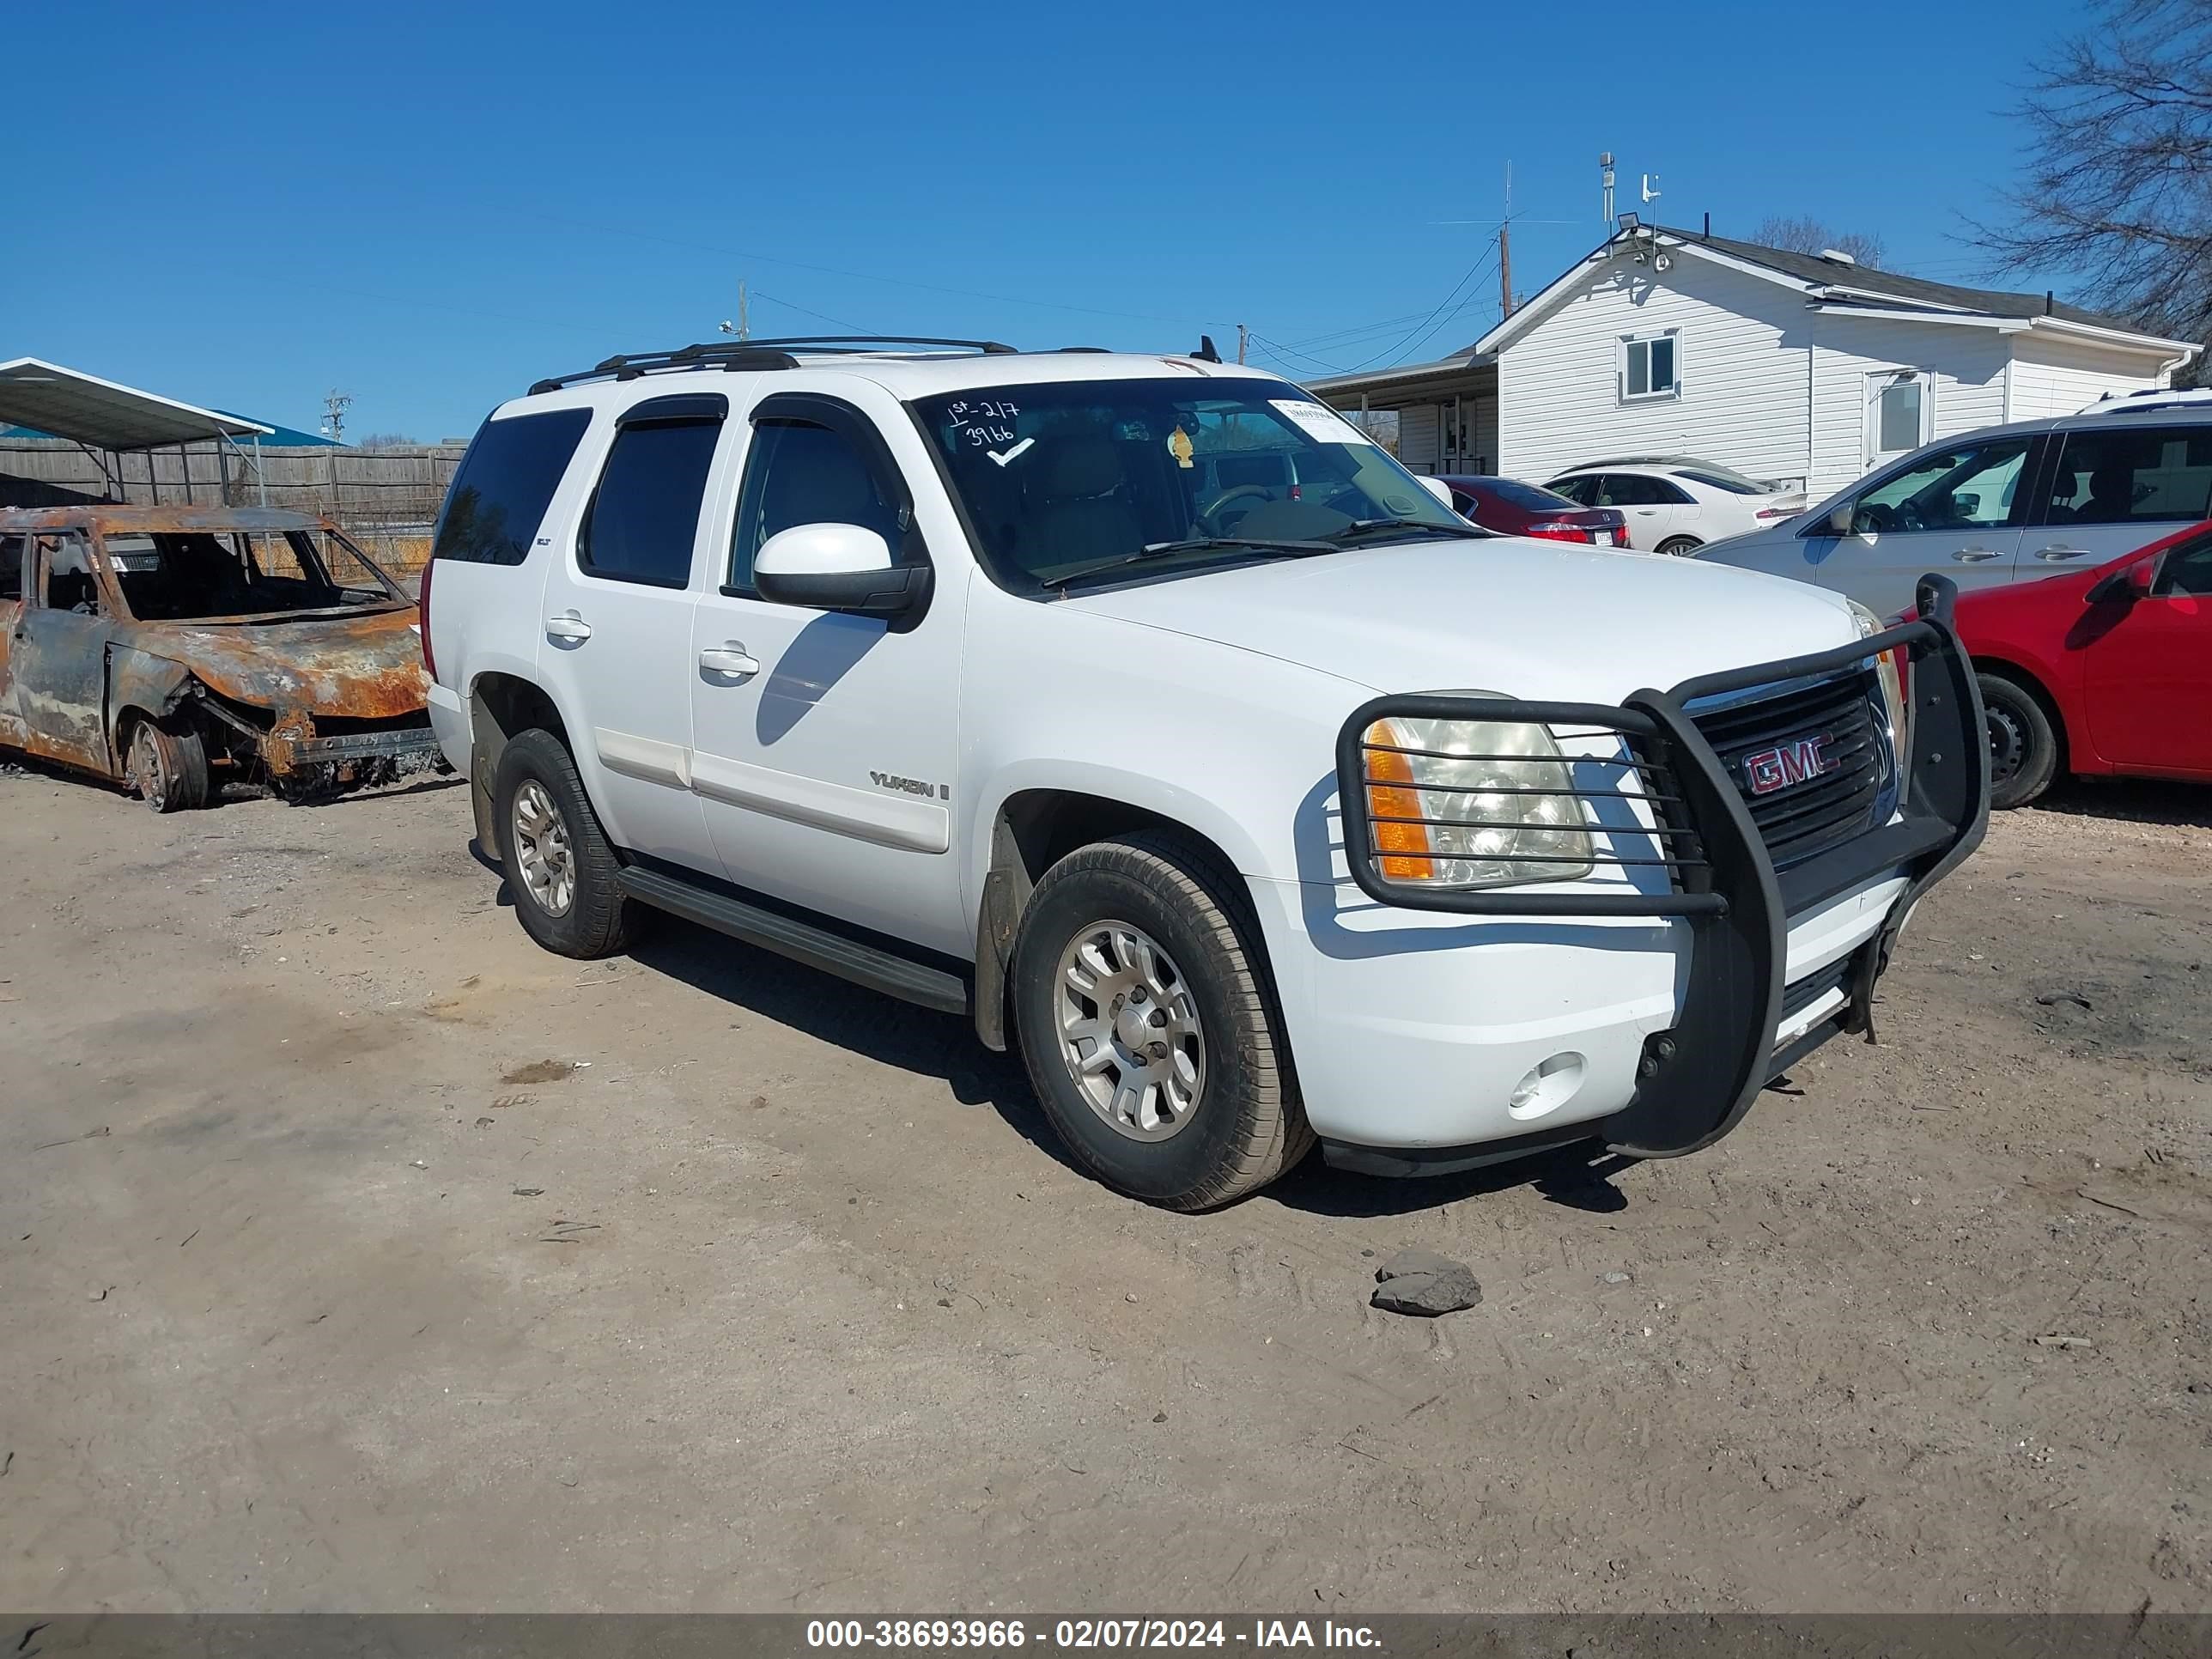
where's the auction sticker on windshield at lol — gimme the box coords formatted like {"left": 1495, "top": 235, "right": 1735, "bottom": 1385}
{"left": 1269, "top": 398, "right": 1373, "bottom": 447}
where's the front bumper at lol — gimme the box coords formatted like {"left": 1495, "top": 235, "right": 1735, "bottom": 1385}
{"left": 1315, "top": 577, "right": 1989, "bottom": 1171}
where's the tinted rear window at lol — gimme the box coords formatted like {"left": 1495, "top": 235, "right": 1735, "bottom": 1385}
{"left": 1469, "top": 477, "right": 1580, "bottom": 512}
{"left": 2044, "top": 425, "right": 2212, "bottom": 526}
{"left": 1674, "top": 468, "right": 1760, "bottom": 495}
{"left": 432, "top": 408, "right": 592, "bottom": 566}
{"left": 579, "top": 417, "right": 723, "bottom": 587}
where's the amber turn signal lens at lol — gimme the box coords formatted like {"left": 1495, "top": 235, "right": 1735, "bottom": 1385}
{"left": 1363, "top": 720, "right": 1435, "bottom": 880}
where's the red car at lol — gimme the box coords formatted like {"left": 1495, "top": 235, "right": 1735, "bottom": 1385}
{"left": 1437, "top": 475, "right": 1631, "bottom": 548}
{"left": 1953, "top": 518, "right": 2212, "bottom": 807}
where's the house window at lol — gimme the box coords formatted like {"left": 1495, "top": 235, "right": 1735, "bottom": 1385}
{"left": 1620, "top": 333, "right": 1680, "bottom": 402}
{"left": 1877, "top": 377, "right": 1923, "bottom": 454}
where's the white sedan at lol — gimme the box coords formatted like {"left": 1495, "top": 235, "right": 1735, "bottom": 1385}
{"left": 1543, "top": 460, "right": 1807, "bottom": 555}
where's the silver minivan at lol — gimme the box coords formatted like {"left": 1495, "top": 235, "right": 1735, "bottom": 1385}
{"left": 1697, "top": 405, "right": 2212, "bottom": 617}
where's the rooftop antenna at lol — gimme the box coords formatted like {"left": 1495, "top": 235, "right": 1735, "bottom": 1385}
{"left": 1642, "top": 172, "right": 1662, "bottom": 206}
{"left": 1600, "top": 152, "right": 1615, "bottom": 224}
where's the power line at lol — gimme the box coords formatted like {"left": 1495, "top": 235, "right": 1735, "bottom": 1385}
{"left": 751, "top": 289, "right": 878, "bottom": 335}
{"left": 1245, "top": 332, "right": 1355, "bottom": 375}
{"left": 1261, "top": 291, "right": 1499, "bottom": 374}
{"left": 1284, "top": 308, "right": 1443, "bottom": 349}
{"left": 510, "top": 210, "right": 1236, "bottom": 334}
{"left": 1252, "top": 297, "right": 1502, "bottom": 378}
{"left": 1339, "top": 247, "right": 1504, "bottom": 372}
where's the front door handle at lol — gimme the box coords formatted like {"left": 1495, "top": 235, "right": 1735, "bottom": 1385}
{"left": 1953, "top": 548, "right": 2005, "bottom": 562}
{"left": 698, "top": 644, "right": 760, "bottom": 678}
{"left": 544, "top": 611, "right": 593, "bottom": 641}
{"left": 2035, "top": 545, "right": 2092, "bottom": 562}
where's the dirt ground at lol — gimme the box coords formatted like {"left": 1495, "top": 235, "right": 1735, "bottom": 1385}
{"left": 1, "top": 762, "right": 2207, "bottom": 1615}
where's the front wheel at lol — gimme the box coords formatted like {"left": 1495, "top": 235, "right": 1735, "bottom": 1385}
{"left": 1978, "top": 672, "right": 2061, "bottom": 809}
{"left": 1655, "top": 536, "right": 1703, "bottom": 557}
{"left": 1012, "top": 830, "right": 1311, "bottom": 1210}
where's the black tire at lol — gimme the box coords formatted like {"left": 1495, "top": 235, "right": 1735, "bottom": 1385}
{"left": 491, "top": 727, "right": 642, "bottom": 958}
{"left": 1979, "top": 672, "right": 2062, "bottom": 809}
{"left": 1655, "top": 536, "right": 1703, "bottom": 557}
{"left": 1012, "top": 829, "right": 1312, "bottom": 1210}
{"left": 125, "top": 715, "right": 209, "bottom": 813}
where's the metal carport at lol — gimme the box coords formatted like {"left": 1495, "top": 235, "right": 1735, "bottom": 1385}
{"left": 0, "top": 357, "right": 274, "bottom": 503}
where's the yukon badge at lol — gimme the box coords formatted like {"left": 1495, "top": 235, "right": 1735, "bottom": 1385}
{"left": 1743, "top": 734, "right": 1836, "bottom": 796}
{"left": 871, "top": 770, "right": 950, "bottom": 800}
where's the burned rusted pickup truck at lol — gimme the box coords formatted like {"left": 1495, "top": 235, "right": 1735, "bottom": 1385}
{"left": 0, "top": 505, "right": 439, "bottom": 810}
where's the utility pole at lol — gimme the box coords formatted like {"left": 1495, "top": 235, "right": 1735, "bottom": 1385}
{"left": 738, "top": 281, "right": 749, "bottom": 341}
{"left": 321, "top": 389, "right": 351, "bottom": 518}
{"left": 1236, "top": 324, "right": 1248, "bottom": 364}
{"left": 1498, "top": 161, "right": 1515, "bottom": 319}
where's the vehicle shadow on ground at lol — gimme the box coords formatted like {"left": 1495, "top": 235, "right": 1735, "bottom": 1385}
{"left": 2023, "top": 776, "right": 2212, "bottom": 830}
{"left": 611, "top": 909, "right": 1635, "bottom": 1220}
{"left": 284, "top": 773, "right": 466, "bottom": 809}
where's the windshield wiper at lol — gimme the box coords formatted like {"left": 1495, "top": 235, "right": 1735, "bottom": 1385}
{"left": 1049, "top": 536, "right": 1338, "bottom": 590}
{"left": 1330, "top": 517, "right": 1490, "bottom": 543}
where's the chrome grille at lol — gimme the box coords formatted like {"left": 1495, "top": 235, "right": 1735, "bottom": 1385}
{"left": 1690, "top": 672, "right": 1892, "bottom": 869}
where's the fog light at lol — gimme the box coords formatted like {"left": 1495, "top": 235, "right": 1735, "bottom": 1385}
{"left": 1507, "top": 1052, "right": 1587, "bottom": 1121}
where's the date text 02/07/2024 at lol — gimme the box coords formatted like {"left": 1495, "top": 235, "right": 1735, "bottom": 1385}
{"left": 803, "top": 1619, "right": 1383, "bottom": 1650}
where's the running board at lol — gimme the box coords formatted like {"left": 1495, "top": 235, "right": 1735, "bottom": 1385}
{"left": 616, "top": 865, "right": 970, "bottom": 1016}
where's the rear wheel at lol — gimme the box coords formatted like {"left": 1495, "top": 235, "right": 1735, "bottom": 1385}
{"left": 491, "top": 728, "right": 642, "bottom": 957}
{"left": 126, "top": 717, "right": 209, "bottom": 813}
{"left": 1012, "top": 830, "right": 1311, "bottom": 1210}
{"left": 1979, "top": 672, "right": 2061, "bottom": 809}
{"left": 1655, "top": 536, "right": 1703, "bottom": 557}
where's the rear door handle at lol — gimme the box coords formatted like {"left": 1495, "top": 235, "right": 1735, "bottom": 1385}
{"left": 544, "top": 611, "right": 593, "bottom": 641}
{"left": 1952, "top": 548, "right": 2005, "bottom": 562}
{"left": 2034, "top": 545, "right": 2092, "bottom": 562}
{"left": 698, "top": 644, "right": 760, "bottom": 678}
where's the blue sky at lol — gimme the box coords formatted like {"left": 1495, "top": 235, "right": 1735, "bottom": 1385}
{"left": 9, "top": 0, "right": 2077, "bottom": 440}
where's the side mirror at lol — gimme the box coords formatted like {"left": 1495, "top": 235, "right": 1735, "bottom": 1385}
{"left": 1825, "top": 501, "right": 1856, "bottom": 537}
{"left": 2085, "top": 556, "right": 2158, "bottom": 605}
{"left": 1417, "top": 475, "right": 1456, "bottom": 509}
{"left": 752, "top": 522, "right": 930, "bottom": 623}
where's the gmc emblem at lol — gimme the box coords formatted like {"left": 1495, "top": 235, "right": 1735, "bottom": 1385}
{"left": 1744, "top": 734, "right": 1836, "bottom": 796}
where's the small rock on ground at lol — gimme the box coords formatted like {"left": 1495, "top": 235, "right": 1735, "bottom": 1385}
{"left": 1370, "top": 1249, "right": 1483, "bottom": 1317}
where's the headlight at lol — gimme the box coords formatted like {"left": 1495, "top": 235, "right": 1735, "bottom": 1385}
{"left": 1361, "top": 713, "right": 1594, "bottom": 888}
{"left": 1849, "top": 601, "right": 1911, "bottom": 755}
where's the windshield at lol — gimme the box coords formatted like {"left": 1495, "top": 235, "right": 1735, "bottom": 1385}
{"left": 913, "top": 379, "right": 1473, "bottom": 588}
{"left": 103, "top": 527, "right": 404, "bottom": 621}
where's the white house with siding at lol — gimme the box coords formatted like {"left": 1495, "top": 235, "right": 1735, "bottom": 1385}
{"left": 1308, "top": 223, "right": 2201, "bottom": 497}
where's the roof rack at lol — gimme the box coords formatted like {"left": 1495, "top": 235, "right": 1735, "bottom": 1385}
{"left": 527, "top": 336, "right": 1019, "bottom": 395}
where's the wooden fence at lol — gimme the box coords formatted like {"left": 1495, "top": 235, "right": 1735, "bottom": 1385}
{"left": 0, "top": 438, "right": 465, "bottom": 574}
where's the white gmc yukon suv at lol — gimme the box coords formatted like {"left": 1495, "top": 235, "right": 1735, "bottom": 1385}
{"left": 422, "top": 337, "right": 1988, "bottom": 1210}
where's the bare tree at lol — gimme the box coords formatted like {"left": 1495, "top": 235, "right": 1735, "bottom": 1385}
{"left": 1968, "top": 0, "right": 2212, "bottom": 372}
{"left": 1752, "top": 214, "right": 1887, "bottom": 268}
{"left": 353, "top": 432, "right": 420, "bottom": 449}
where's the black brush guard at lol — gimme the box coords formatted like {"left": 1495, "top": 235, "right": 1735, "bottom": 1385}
{"left": 1334, "top": 576, "right": 1990, "bottom": 1162}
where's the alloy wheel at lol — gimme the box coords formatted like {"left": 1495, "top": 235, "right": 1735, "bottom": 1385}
{"left": 511, "top": 780, "right": 576, "bottom": 917}
{"left": 1054, "top": 921, "right": 1206, "bottom": 1141}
